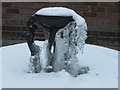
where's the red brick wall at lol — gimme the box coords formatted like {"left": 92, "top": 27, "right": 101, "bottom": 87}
{"left": 2, "top": 2, "right": 119, "bottom": 50}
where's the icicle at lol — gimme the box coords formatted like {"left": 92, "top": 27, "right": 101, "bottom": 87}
{"left": 28, "top": 46, "right": 42, "bottom": 73}
{"left": 53, "top": 20, "right": 87, "bottom": 76}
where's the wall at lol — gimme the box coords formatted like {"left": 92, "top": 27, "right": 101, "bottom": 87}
{"left": 2, "top": 2, "right": 119, "bottom": 50}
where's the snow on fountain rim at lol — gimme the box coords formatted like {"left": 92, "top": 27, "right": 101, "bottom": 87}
{"left": 35, "top": 7, "right": 86, "bottom": 26}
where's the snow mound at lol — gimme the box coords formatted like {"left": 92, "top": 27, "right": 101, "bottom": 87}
{"left": 1, "top": 41, "right": 118, "bottom": 88}
{"left": 35, "top": 7, "right": 85, "bottom": 26}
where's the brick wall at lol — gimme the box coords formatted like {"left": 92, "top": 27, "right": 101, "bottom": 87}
{"left": 2, "top": 2, "right": 119, "bottom": 50}
{"left": 0, "top": 2, "right": 2, "bottom": 47}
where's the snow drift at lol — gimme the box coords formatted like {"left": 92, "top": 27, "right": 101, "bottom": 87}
{"left": 1, "top": 41, "right": 118, "bottom": 88}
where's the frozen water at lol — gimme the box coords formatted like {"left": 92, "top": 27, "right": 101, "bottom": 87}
{"left": 53, "top": 21, "right": 87, "bottom": 76}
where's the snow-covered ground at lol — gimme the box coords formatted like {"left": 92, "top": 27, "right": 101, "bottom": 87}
{"left": 0, "top": 46, "right": 2, "bottom": 89}
{"left": 0, "top": 41, "right": 118, "bottom": 88}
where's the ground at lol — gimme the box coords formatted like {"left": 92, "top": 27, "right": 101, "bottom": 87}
{"left": 0, "top": 41, "right": 118, "bottom": 88}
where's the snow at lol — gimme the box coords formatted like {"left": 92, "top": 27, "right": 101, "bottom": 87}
{"left": 0, "top": 47, "right": 2, "bottom": 89}
{"left": 0, "top": 41, "right": 118, "bottom": 88}
{"left": 35, "top": 7, "right": 86, "bottom": 26}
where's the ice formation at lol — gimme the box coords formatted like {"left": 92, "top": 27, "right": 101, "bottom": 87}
{"left": 52, "top": 21, "right": 87, "bottom": 76}
{"left": 28, "top": 7, "right": 88, "bottom": 77}
{"left": 35, "top": 7, "right": 87, "bottom": 54}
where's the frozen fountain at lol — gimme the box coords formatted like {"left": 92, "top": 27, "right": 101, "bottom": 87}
{"left": 26, "top": 7, "right": 88, "bottom": 77}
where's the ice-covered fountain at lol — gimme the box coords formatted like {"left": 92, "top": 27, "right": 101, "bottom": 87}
{"left": 26, "top": 7, "right": 88, "bottom": 77}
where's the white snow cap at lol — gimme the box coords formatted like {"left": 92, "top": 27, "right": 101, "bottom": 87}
{"left": 35, "top": 7, "right": 86, "bottom": 26}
